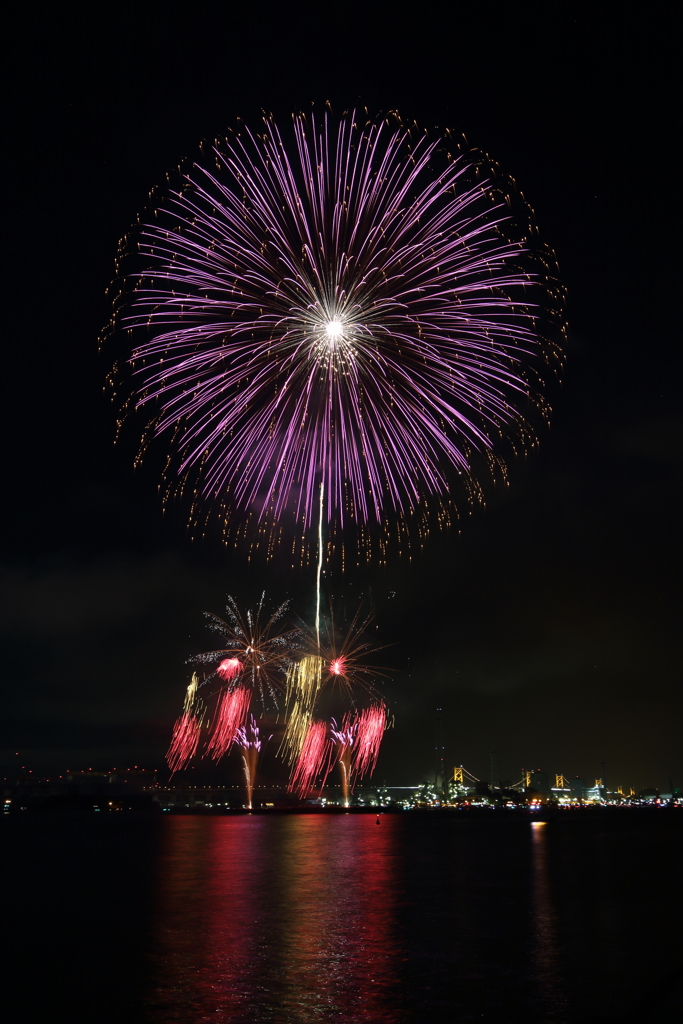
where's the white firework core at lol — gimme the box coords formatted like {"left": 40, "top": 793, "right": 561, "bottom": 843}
{"left": 325, "top": 320, "right": 344, "bottom": 342}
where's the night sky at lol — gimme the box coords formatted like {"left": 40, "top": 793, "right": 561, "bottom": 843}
{"left": 3, "top": 8, "right": 679, "bottom": 793}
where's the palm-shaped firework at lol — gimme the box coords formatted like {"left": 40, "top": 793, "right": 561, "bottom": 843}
{"left": 166, "top": 594, "right": 298, "bottom": 773}
{"left": 189, "top": 593, "right": 300, "bottom": 706}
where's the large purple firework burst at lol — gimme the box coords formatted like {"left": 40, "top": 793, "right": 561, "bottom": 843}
{"left": 109, "top": 111, "right": 564, "bottom": 560}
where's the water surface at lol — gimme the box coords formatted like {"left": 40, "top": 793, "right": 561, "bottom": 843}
{"left": 4, "top": 811, "right": 680, "bottom": 1022}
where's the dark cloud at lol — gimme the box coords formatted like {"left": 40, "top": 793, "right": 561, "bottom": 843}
{"left": 1, "top": 552, "right": 196, "bottom": 636}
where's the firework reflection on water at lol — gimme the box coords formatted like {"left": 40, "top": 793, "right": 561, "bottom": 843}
{"left": 148, "top": 815, "right": 402, "bottom": 1023}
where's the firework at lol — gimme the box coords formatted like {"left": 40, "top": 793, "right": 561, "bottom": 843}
{"left": 352, "top": 703, "right": 387, "bottom": 780}
{"left": 330, "top": 714, "right": 357, "bottom": 807}
{"left": 190, "top": 593, "right": 299, "bottom": 707}
{"left": 235, "top": 715, "right": 271, "bottom": 809}
{"left": 166, "top": 714, "right": 201, "bottom": 774}
{"left": 206, "top": 686, "right": 251, "bottom": 761}
{"left": 289, "top": 720, "right": 331, "bottom": 798}
{"left": 111, "top": 111, "right": 565, "bottom": 561}
{"left": 304, "top": 603, "right": 387, "bottom": 702}
{"left": 164, "top": 594, "right": 296, "bottom": 775}
{"left": 217, "top": 657, "right": 242, "bottom": 680}
{"left": 166, "top": 672, "right": 203, "bottom": 774}
{"left": 281, "top": 604, "right": 389, "bottom": 787}
{"left": 279, "top": 655, "right": 324, "bottom": 763}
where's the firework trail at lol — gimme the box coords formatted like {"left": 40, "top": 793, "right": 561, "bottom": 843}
{"left": 111, "top": 111, "right": 565, "bottom": 561}
{"left": 167, "top": 714, "right": 201, "bottom": 775}
{"left": 206, "top": 686, "right": 251, "bottom": 761}
{"left": 352, "top": 703, "right": 388, "bottom": 780}
{"left": 279, "top": 655, "right": 324, "bottom": 763}
{"left": 166, "top": 673, "right": 204, "bottom": 774}
{"left": 289, "top": 720, "right": 331, "bottom": 798}
{"left": 316, "top": 481, "right": 324, "bottom": 647}
{"left": 235, "top": 715, "right": 271, "bottom": 809}
{"left": 330, "top": 714, "right": 357, "bottom": 807}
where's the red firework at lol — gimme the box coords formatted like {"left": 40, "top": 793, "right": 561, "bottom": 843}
{"left": 301, "top": 604, "right": 388, "bottom": 702}
{"left": 217, "top": 657, "right": 243, "bottom": 680}
{"left": 352, "top": 704, "right": 387, "bottom": 780}
{"left": 167, "top": 712, "right": 201, "bottom": 775}
{"left": 289, "top": 720, "right": 331, "bottom": 798}
{"left": 206, "top": 687, "right": 251, "bottom": 760}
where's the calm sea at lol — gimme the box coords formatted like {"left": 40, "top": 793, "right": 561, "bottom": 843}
{"left": 3, "top": 810, "right": 680, "bottom": 1023}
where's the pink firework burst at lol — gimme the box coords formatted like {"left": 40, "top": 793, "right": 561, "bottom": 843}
{"left": 167, "top": 712, "right": 201, "bottom": 775}
{"left": 206, "top": 687, "right": 251, "bottom": 760}
{"left": 289, "top": 720, "right": 332, "bottom": 798}
{"left": 217, "top": 657, "right": 242, "bottom": 680}
{"left": 352, "top": 704, "right": 387, "bottom": 780}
